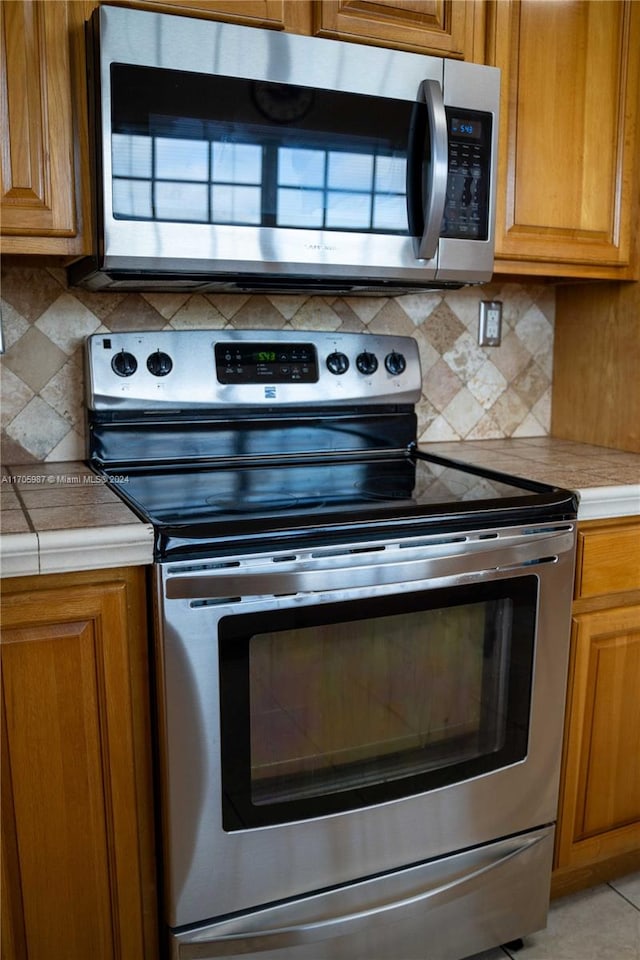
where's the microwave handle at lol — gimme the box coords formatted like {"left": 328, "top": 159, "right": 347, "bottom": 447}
{"left": 415, "top": 79, "right": 449, "bottom": 261}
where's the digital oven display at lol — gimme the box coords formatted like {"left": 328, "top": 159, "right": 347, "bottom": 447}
{"left": 215, "top": 342, "right": 319, "bottom": 384}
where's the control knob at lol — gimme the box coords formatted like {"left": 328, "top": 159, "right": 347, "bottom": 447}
{"left": 147, "top": 350, "right": 173, "bottom": 377}
{"left": 326, "top": 351, "right": 349, "bottom": 375}
{"left": 384, "top": 351, "right": 406, "bottom": 376}
{"left": 356, "top": 351, "right": 378, "bottom": 376}
{"left": 111, "top": 350, "right": 137, "bottom": 377}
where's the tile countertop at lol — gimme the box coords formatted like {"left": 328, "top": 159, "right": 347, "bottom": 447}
{"left": 426, "top": 437, "right": 640, "bottom": 520}
{"left": 1, "top": 439, "right": 639, "bottom": 578}
{"left": 1, "top": 461, "right": 154, "bottom": 578}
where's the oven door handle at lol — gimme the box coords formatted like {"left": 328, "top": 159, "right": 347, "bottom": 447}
{"left": 165, "top": 530, "right": 573, "bottom": 600}
{"left": 173, "top": 831, "right": 547, "bottom": 957}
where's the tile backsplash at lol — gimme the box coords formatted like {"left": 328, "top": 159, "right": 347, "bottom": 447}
{"left": 0, "top": 262, "right": 555, "bottom": 463}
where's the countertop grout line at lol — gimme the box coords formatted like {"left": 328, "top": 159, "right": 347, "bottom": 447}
{"left": 6, "top": 466, "right": 37, "bottom": 535}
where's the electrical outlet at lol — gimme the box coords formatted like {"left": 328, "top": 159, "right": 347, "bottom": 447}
{"left": 478, "top": 300, "right": 502, "bottom": 346}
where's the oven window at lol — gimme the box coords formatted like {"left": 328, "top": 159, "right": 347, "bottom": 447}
{"left": 109, "top": 64, "right": 421, "bottom": 234}
{"left": 219, "top": 577, "right": 537, "bottom": 829}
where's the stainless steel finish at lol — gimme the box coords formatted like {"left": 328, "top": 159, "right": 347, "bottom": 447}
{"left": 165, "top": 526, "right": 573, "bottom": 599}
{"left": 416, "top": 79, "right": 448, "bottom": 261}
{"left": 86, "top": 329, "right": 422, "bottom": 411}
{"left": 435, "top": 59, "right": 500, "bottom": 283}
{"left": 81, "top": 5, "right": 499, "bottom": 291}
{"left": 170, "top": 826, "right": 554, "bottom": 959}
{"left": 156, "top": 520, "right": 575, "bottom": 926}
{"left": 87, "top": 321, "right": 573, "bottom": 958}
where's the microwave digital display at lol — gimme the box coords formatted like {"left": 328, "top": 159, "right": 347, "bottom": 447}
{"left": 450, "top": 117, "right": 483, "bottom": 140}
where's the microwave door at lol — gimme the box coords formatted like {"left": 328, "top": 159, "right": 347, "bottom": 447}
{"left": 407, "top": 80, "right": 448, "bottom": 263}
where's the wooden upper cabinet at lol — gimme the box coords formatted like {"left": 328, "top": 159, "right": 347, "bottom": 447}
{"left": 0, "top": 1, "right": 89, "bottom": 253}
{"left": 488, "top": 0, "right": 640, "bottom": 278}
{"left": 314, "top": 1, "right": 485, "bottom": 59}
{"left": 112, "top": 1, "right": 485, "bottom": 49}
{"left": 117, "top": 0, "right": 306, "bottom": 30}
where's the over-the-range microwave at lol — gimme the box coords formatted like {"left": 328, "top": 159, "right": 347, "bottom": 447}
{"left": 68, "top": 4, "right": 500, "bottom": 295}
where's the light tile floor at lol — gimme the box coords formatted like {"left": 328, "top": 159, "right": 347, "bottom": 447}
{"left": 468, "top": 872, "right": 640, "bottom": 960}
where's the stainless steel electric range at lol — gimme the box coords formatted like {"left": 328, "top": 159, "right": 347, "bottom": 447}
{"left": 86, "top": 329, "right": 578, "bottom": 960}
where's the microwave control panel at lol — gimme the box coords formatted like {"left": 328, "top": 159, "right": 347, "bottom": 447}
{"left": 441, "top": 108, "right": 492, "bottom": 242}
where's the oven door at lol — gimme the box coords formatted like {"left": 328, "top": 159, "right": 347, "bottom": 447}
{"left": 156, "top": 521, "right": 575, "bottom": 928}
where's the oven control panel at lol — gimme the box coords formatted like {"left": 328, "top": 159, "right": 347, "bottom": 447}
{"left": 87, "top": 329, "right": 422, "bottom": 410}
{"left": 215, "top": 342, "right": 319, "bottom": 384}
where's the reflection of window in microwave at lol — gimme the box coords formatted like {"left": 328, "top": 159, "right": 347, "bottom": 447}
{"left": 111, "top": 129, "right": 408, "bottom": 232}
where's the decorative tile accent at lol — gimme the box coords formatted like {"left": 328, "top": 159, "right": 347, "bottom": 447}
{"left": 283, "top": 297, "right": 342, "bottom": 331}
{"left": 369, "top": 298, "right": 417, "bottom": 337}
{"left": 1, "top": 264, "right": 64, "bottom": 321}
{"left": 0, "top": 299, "right": 29, "bottom": 351}
{"left": 512, "top": 358, "right": 550, "bottom": 408}
{"left": 440, "top": 387, "right": 485, "bottom": 438}
{"left": 418, "top": 301, "right": 466, "bottom": 355}
{"left": 421, "top": 357, "right": 463, "bottom": 412}
{"left": 35, "top": 292, "right": 102, "bottom": 354}
{"left": 0, "top": 262, "right": 556, "bottom": 463}
{"left": 442, "top": 330, "right": 486, "bottom": 382}
{"left": 431, "top": 288, "right": 481, "bottom": 334}
{"left": 1, "top": 366, "right": 34, "bottom": 429}
{"left": 491, "top": 390, "right": 532, "bottom": 436}
{"left": 467, "top": 360, "right": 508, "bottom": 410}
{"left": 46, "top": 429, "right": 85, "bottom": 462}
{"left": 2, "top": 325, "right": 68, "bottom": 393}
{"left": 515, "top": 303, "right": 553, "bottom": 358}
{"left": 100, "top": 293, "right": 167, "bottom": 331}
{"left": 40, "top": 352, "right": 85, "bottom": 428}
{"left": 343, "top": 296, "right": 388, "bottom": 325}
{"left": 141, "top": 292, "right": 191, "bottom": 319}
{"left": 492, "top": 329, "right": 532, "bottom": 382}
{"left": 394, "top": 291, "right": 441, "bottom": 327}
{"left": 165, "top": 294, "right": 226, "bottom": 329}
{"left": 6, "top": 395, "right": 72, "bottom": 461}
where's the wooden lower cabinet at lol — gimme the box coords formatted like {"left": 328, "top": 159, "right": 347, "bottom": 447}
{"left": 552, "top": 518, "right": 640, "bottom": 896}
{"left": 0, "top": 567, "right": 158, "bottom": 960}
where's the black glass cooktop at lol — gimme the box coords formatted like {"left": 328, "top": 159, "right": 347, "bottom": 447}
{"left": 101, "top": 450, "right": 577, "bottom": 559}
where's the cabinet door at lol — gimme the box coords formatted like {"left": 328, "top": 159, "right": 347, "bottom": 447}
{"left": 118, "top": 0, "right": 305, "bottom": 30}
{"left": 0, "top": 1, "right": 85, "bottom": 252}
{"left": 0, "top": 569, "right": 157, "bottom": 960}
{"left": 488, "top": 0, "right": 640, "bottom": 276}
{"left": 315, "top": 0, "right": 484, "bottom": 59}
{"left": 556, "top": 603, "right": 640, "bottom": 871}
